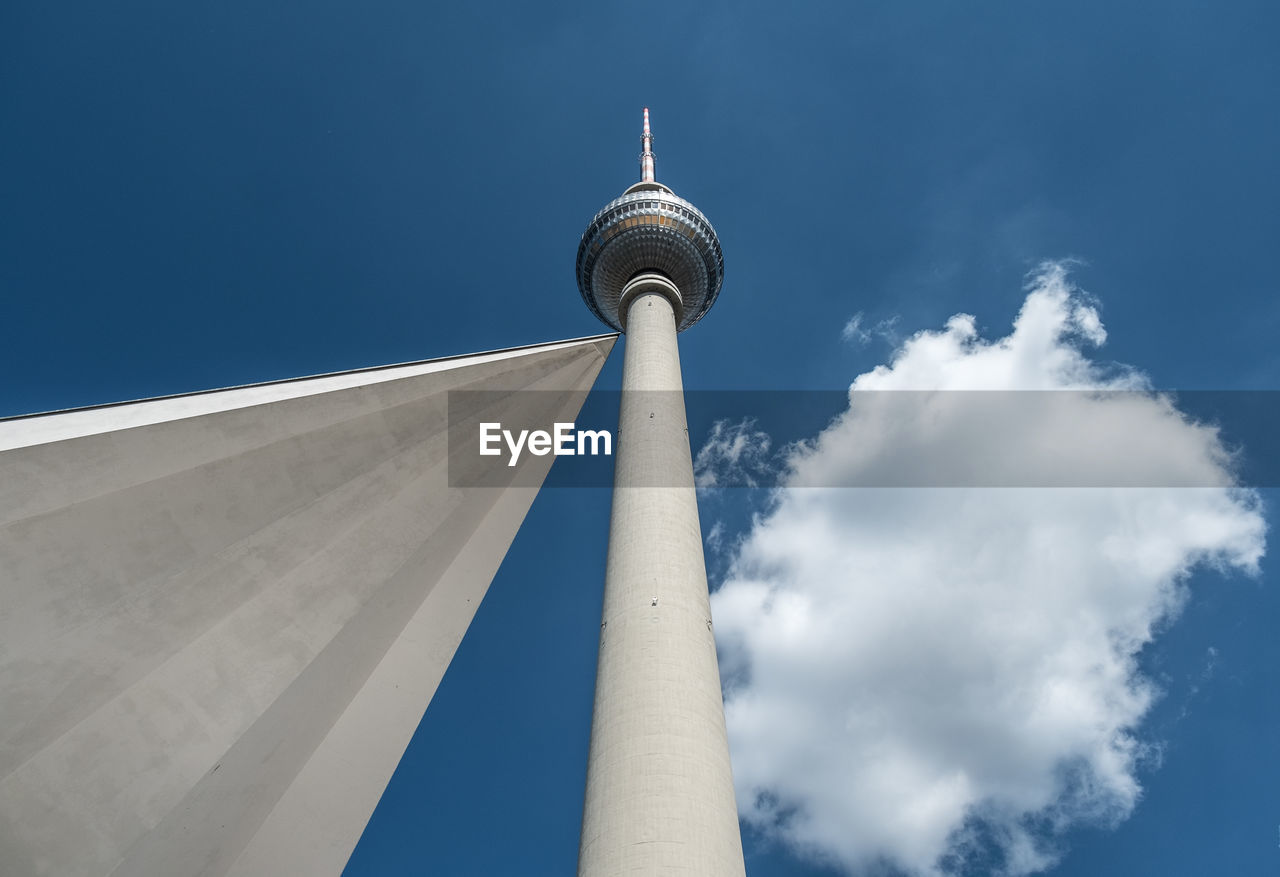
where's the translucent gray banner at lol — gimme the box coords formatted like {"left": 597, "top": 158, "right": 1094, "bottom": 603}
{"left": 447, "top": 390, "right": 1278, "bottom": 488}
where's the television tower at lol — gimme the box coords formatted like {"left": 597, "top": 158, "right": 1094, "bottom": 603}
{"left": 575, "top": 110, "right": 745, "bottom": 876}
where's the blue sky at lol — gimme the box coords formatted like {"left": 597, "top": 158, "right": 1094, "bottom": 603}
{"left": 3, "top": 2, "right": 1278, "bottom": 875}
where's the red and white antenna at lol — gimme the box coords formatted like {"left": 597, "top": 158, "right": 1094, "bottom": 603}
{"left": 640, "top": 107, "right": 655, "bottom": 182}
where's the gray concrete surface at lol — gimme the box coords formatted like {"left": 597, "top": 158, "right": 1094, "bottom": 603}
{"left": 0, "top": 335, "right": 615, "bottom": 877}
{"left": 577, "top": 288, "right": 746, "bottom": 876}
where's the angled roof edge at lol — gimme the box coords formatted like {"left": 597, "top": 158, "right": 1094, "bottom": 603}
{"left": 0, "top": 332, "right": 620, "bottom": 425}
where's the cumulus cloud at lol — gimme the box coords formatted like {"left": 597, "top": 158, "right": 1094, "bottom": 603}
{"left": 710, "top": 263, "right": 1265, "bottom": 875}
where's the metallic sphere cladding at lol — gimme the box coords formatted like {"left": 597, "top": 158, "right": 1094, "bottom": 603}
{"left": 576, "top": 182, "right": 724, "bottom": 334}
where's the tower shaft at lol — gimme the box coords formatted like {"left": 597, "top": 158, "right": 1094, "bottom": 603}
{"left": 577, "top": 285, "right": 746, "bottom": 877}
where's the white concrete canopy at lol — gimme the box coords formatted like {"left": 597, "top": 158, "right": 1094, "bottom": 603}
{"left": 0, "top": 334, "right": 616, "bottom": 877}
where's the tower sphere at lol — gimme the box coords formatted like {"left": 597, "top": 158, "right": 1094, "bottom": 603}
{"left": 576, "top": 116, "right": 724, "bottom": 333}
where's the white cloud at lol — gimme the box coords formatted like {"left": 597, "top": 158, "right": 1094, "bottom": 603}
{"left": 695, "top": 418, "right": 773, "bottom": 488}
{"left": 710, "top": 263, "right": 1265, "bottom": 875}
{"left": 705, "top": 519, "right": 726, "bottom": 553}
{"left": 842, "top": 313, "right": 870, "bottom": 344}
{"left": 842, "top": 312, "right": 901, "bottom": 346}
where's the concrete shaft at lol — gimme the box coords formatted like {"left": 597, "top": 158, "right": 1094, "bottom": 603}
{"left": 578, "top": 290, "right": 746, "bottom": 876}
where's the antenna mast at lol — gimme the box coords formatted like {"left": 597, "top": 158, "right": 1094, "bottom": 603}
{"left": 640, "top": 107, "right": 655, "bottom": 182}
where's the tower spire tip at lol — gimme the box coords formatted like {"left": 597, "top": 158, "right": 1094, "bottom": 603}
{"left": 640, "top": 107, "right": 655, "bottom": 182}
